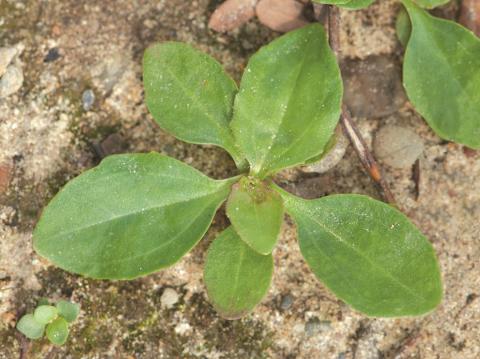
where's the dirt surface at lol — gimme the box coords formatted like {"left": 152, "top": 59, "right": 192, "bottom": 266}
{"left": 1, "top": 0, "right": 479, "bottom": 358}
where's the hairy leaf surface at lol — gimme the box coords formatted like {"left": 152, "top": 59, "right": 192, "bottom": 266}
{"left": 144, "top": 43, "right": 243, "bottom": 163}
{"left": 46, "top": 318, "right": 69, "bottom": 345}
{"left": 226, "top": 177, "right": 284, "bottom": 254}
{"left": 16, "top": 314, "right": 45, "bottom": 340}
{"left": 34, "top": 153, "right": 236, "bottom": 279}
{"left": 204, "top": 227, "right": 273, "bottom": 319}
{"left": 276, "top": 188, "right": 442, "bottom": 317}
{"left": 402, "top": 0, "right": 480, "bottom": 148}
{"left": 231, "top": 24, "right": 342, "bottom": 177}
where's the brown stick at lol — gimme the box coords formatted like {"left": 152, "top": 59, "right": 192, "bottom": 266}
{"left": 322, "top": 4, "right": 396, "bottom": 205}
{"left": 340, "top": 105, "right": 396, "bottom": 204}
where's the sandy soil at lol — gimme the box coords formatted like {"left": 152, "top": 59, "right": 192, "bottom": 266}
{"left": 1, "top": 0, "right": 479, "bottom": 358}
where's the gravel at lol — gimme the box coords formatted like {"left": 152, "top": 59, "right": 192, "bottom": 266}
{"left": 374, "top": 124, "right": 425, "bottom": 168}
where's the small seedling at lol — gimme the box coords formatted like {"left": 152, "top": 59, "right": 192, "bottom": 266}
{"left": 16, "top": 299, "right": 80, "bottom": 345}
{"left": 33, "top": 24, "right": 442, "bottom": 319}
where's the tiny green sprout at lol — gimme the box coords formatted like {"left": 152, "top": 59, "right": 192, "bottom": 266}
{"left": 33, "top": 24, "right": 442, "bottom": 319}
{"left": 33, "top": 305, "right": 58, "bottom": 325}
{"left": 46, "top": 317, "right": 69, "bottom": 346}
{"left": 56, "top": 300, "right": 80, "bottom": 323}
{"left": 16, "top": 314, "right": 45, "bottom": 340}
{"left": 16, "top": 299, "right": 80, "bottom": 345}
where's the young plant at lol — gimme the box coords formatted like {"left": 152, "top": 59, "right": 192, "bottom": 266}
{"left": 33, "top": 24, "right": 442, "bottom": 319}
{"left": 315, "top": 0, "right": 480, "bottom": 149}
{"left": 16, "top": 299, "right": 80, "bottom": 345}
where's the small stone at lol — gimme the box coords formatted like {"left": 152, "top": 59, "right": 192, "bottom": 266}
{"left": 374, "top": 125, "right": 424, "bottom": 169}
{"left": 160, "top": 288, "right": 179, "bottom": 309}
{"left": 82, "top": 89, "right": 95, "bottom": 111}
{"left": 174, "top": 322, "right": 192, "bottom": 335}
{"left": 44, "top": 47, "right": 61, "bottom": 63}
{"left": 280, "top": 294, "right": 293, "bottom": 310}
{"left": 301, "top": 127, "right": 348, "bottom": 174}
{"left": 209, "top": 0, "right": 258, "bottom": 32}
{"left": 305, "top": 317, "right": 331, "bottom": 336}
{"left": 343, "top": 55, "right": 406, "bottom": 118}
{"left": 0, "top": 162, "right": 12, "bottom": 194}
{"left": 101, "top": 133, "right": 127, "bottom": 156}
{"left": 0, "top": 65, "right": 23, "bottom": 98}
{"left": 0, "top": 47, "right": 17, "bottom": 77}
{"left": 256, "top": 0, "right": 309, "bottom": 33}
{"left": 463, "top": 147, "right": 478, "bottom": 158}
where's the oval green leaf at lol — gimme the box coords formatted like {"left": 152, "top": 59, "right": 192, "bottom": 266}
{"left": 276, "top": 188, "right": 442, "bottom": 317}
{"left": 204, "top": 227, "right": 273, "bottom": 319}
{"left": 144, "top": 42, "right": 243, "bottom": 164}
{"left": 16, "top": 314, "right": 45, "bottom": 340}
{"left": 56, "top": 300, "right": 80, "bottom": 323}
{"left": 34, "top": 153, "right": 237, "bottom": 279}
{"left": 396, "top": 6, "right": 411, "bottom": 47}
{"left": 226, "top": 177, "right": 284, "bottom": 255}
{"left": 46, "top": 317, "right": 69, "bottom": 346}
{"left": 402, "top": 0, "right": 480, "bottom": 148}
{"left": 34, "top": 305, "right": 58, "bottom": 325}
{"left": 231, "top": 24, "right": 342, "bottom": 178}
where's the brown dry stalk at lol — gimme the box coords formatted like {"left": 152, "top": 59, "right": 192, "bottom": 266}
{"left": 319, "top": 4, "right": 396, "bottom": 205}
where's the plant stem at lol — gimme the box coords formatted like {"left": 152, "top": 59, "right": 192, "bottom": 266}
{"left": 320, "top": 4, "right": 396, "bottom": 205}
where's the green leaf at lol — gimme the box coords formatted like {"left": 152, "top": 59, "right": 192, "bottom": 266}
{"left": 16, "top": 314, "right": 45, "bottom": 340}
{"left": 276, "top": 188, "right": 442, "bottom": 317}
{"left": 144, "top": 42, "right": 243, "bottom": 165}
{"left": 34, "top": 153, "right": 237, "bottom": 279}
{"left": 231, "top": 24, "right": 342, "bottom": 178}
{"left": 395, "top": 6, "right": 411, "bottom": 47}
{"left": 56, "top": 300, "right": 80, "bottom": 323}
{"left": 46, "top": 317, "right": 69, "bottom": 346}
{"left": 226, "top": 177, "right": 284, "bottom": 255}
{"left": 204, "top": 227, "right": 273, "bottom": 319}
{"left": 402, "top": 0, "right": 480, "bottom": 148}
{"left": 34, "top": 305, "right": 58, "bottom": 325}
{"left": 312, "top": 0, "right": 375, "bottom": 9}
{"left": 412, "top": 0, "right": 450, "bottom": 9}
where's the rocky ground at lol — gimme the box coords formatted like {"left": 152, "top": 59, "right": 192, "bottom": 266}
{"left": 1, "top": 0, "right": 479, "bottom": 358}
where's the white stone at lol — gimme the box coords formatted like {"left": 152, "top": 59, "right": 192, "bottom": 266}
{"left": 160, "top": 288, "right": 179, "bottom": 309}
{"left": 0, "top": 65, "right": 23, "bottom": 98}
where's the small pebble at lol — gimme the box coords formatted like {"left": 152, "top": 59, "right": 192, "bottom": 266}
{"left": 0, "top": 46, "right": 18, "bottom": 77}
{"left": 82, "top": 89, "right": 95, "bottom": 111}
{"left": 0, "top": 65, "right": 23, "bottom": 98}
{"left": 0, "top": 162, "right": 12, "bottom": 194}
{"left": 374, "top": 125, "right": 424, "bottom": 169}
{"left": 343, "top": 55, "right": 406, "bottom": 118}
{"left": 256, "top": 0, "right": 309, "bottom": 33}
{"left": 305, "top": 317, "right": 331, "bottom": 336}
{"left": 44, "top": 47, "right": 61, "bottom": 63}
{"left": 160, "top": 288, "right": 179, "bottom": 309}
{"left": 208, "top": 0, "right": 257, "bottom": 32}
{"left": 99, "top": 133, "right": 127, "bottom": 157}
{"left": 301, "top": 127, "right": 348, "bottom": 174}
{"left": 280, "top": 294, "right": 293, "bottom": 310}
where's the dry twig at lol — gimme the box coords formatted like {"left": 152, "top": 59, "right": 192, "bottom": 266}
{"left": 318, "top": 4, "right": 396, "bottom": 205}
